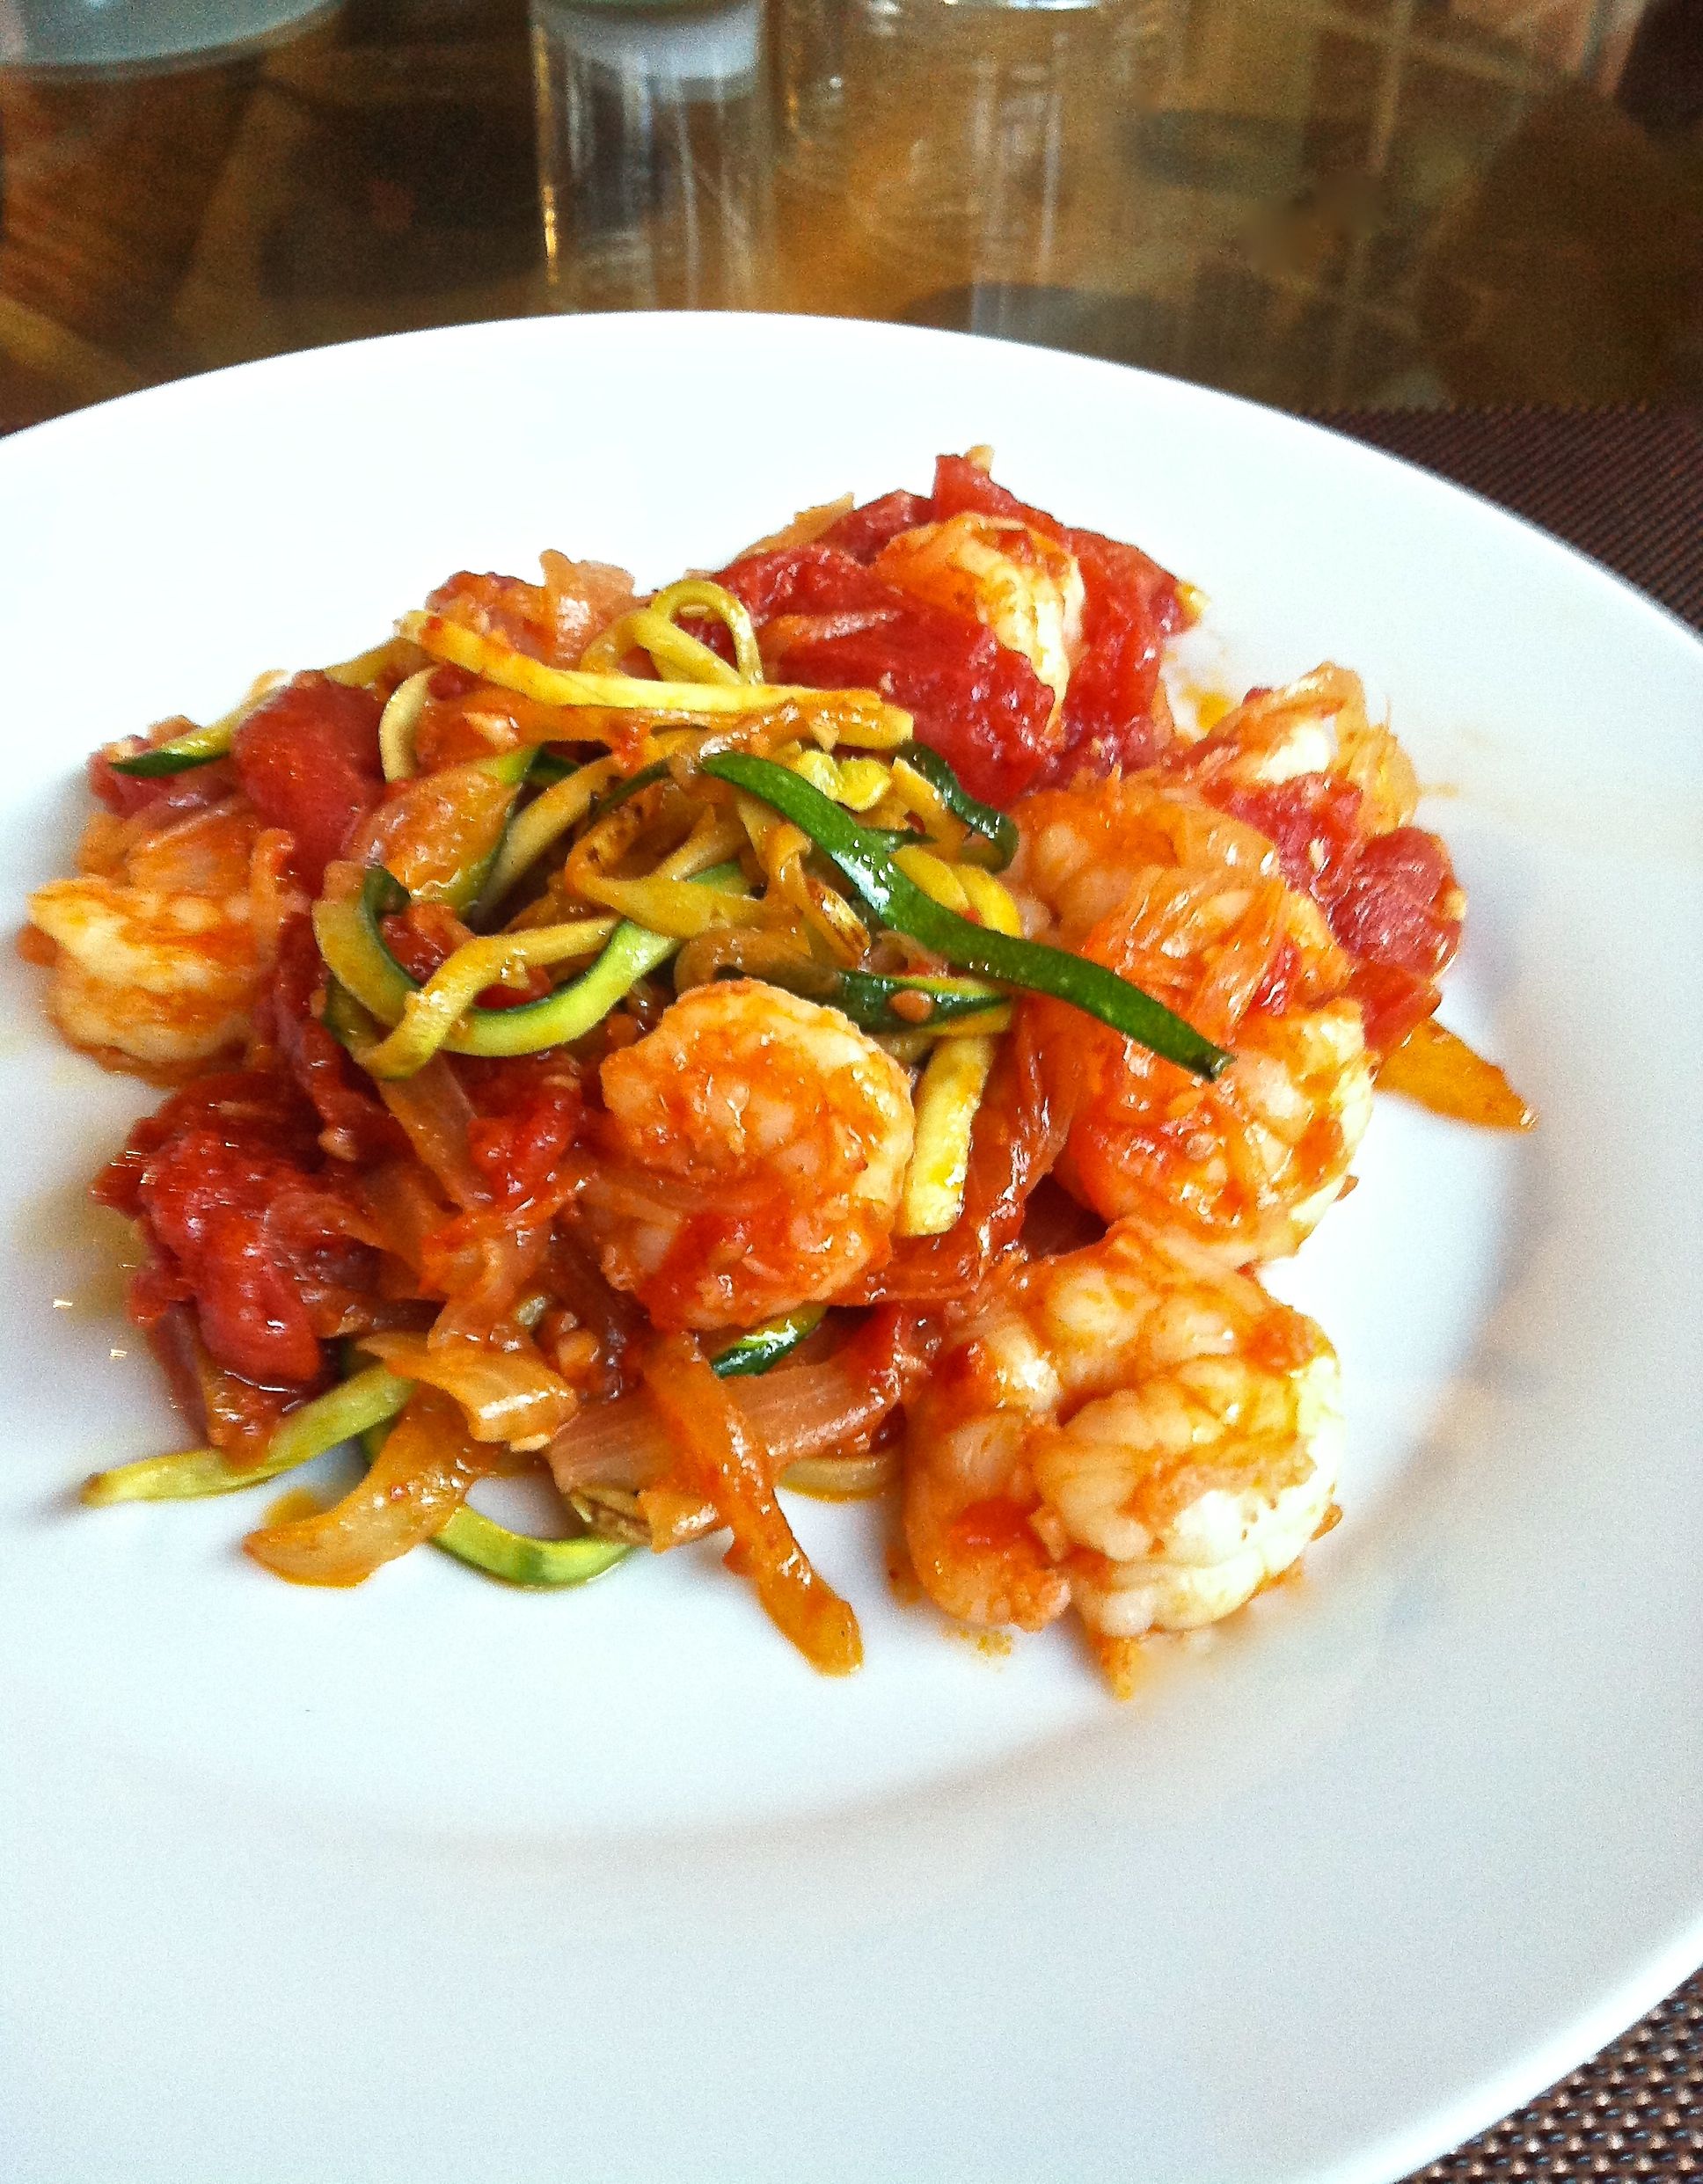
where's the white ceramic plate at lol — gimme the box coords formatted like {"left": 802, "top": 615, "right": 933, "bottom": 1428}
{"left": 1, "top": 317, "right": 1698, "bottom": 2184}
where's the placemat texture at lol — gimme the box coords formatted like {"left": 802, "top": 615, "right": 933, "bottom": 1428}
{"left": 1314, "top": 405, "right": 1703, "bottom": 633}
{"left": 1320, "top": 400, "right": 1702, "bottom": 2181}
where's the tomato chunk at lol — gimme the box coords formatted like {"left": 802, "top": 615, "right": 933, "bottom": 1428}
{"left": 97, "top": 1070, "right": 379, "bottom": 1388}
{"left": 260, "top": 917, "right": 402, "bottom": 1165}
{"left": 717, "top": 543, "right": 1056, "bottom": 806}
{"left": 459, "top": 1055, "right": 587, "bottom": 1209}
{"left": 1202, "top": 776, "right": 1463, "bottom": 1058}
{"left": 930, "top": 455, "right": 1188, "bottom": 780}
{"left": 821, "top": 490, "right": 933, "bottom": 563}
{"left": 232, "top": 672, "right": 384, "bottom": 889}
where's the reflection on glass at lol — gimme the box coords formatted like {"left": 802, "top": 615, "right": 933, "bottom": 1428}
{"left": 778, "top": 0, "right": 1155, "bottom": 309}
{"left": 531, "top": 0, "right": 772, "bottom": 311}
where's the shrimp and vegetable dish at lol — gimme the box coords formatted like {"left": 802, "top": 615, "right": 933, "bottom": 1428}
{"left": 26, "top": 451, "right": 1531, "bottom": 1691}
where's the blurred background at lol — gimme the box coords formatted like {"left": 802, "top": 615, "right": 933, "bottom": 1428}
{"left": 0, "top": 0, "right": 1699, "bottom": 433}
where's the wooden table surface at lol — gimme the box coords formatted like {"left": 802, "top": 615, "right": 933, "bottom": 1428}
{"left": 2, "top": 0, "right": 1699, "bottom": 435}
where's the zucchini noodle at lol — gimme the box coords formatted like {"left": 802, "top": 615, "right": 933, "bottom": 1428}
{"left": 893, "top": 842, "right": 973, "bottom": 914}
{"left": 897, "top": 1032, "right": 1001, "bottom": 1236}
{"left": 779, "top": 1448, "right": 902, "bottom": 1500}
{"left": 354, "top": 914, "right": 618, "bottom": 1079}
{"left": 324, "top": 638, "right": 407, "bottom": 689}
{"left": 482, "top": 756, "right": 620, "bottom": 905}
{"left": 956, "top": 866, "right": 1024, "bottom": 936}
{"left": 735, "top": 793, "right": 869, "bottom": 964}
{"left": 786, "top": 749, "right": 893, "bottom": 812}
{"left": 875, "top": 755, "right": 968, "bottom": 852}
{"left": 377, "top": 667, "right": 435, "bottom": 782}
{"left": 398, "top": 610, "right": 914, "bottom": 747}
{"left": 108, "top": 669, "right": 289, "bottom": 778}
{"left": 82, "top": 1365, "right": 414, "bottom": 1503}
{"left": 581, "top": 607, "right": 743, "bottom": 687}
{"left": 648, "top": 578, "right": 764, "bottom": 682}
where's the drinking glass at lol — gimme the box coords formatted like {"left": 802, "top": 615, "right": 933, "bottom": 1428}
{"left": 531, "top": 0, "right": 773, "bottom": 312}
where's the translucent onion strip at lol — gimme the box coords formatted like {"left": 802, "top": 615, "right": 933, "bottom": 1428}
{"left": 358, "top": 1331, "right": 577, "bottom": 1450}
{"left": 244, "top": 1387, "right": 493, "bottom": 1586}
{"left": 640, "top": 1334, "right": 862, "bottom": 1676}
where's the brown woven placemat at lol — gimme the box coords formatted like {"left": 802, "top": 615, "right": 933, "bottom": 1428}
{"left": 1318, "top": 403, "right": 1703, "bottom": 2180}
{"left": 1404, "top": 1975, "right": 1703, "bottom": 2180}
{"left": 1314, "top": 405, "right": 1703, "bottom": 633}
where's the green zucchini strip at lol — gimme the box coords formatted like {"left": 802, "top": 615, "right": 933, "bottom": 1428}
{"left": 709, "top": 1304, "right": 823, "bottom": 1377}
{"left": 894, "top": 742, "right": 1020, "bottom": 870}
{"left": 750, "top": 961, "right": 1008, "bottom": 1035}
{"left": 82, "top": 1365, "right": 414, "bottom": 1505}
{"left": 701, "top": 753, "right": 1231, "bottom": 1081}
{"left": 313, "top": 861, "right": 745, "bottom": 1066}
{"left": 108, "top": 718, "right": 238, "bottom": 779}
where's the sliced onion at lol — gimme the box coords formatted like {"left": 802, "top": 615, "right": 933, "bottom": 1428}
{"left": 640, "top": 1333, "right": 862, "bottom": 1676}
{"left": 244, "top": 1388, "right": 491, "bottom": 1585}
{"left": 545, "top": 1306, "right": 934, "bottom": 1500}
{"left": 360, "top": 1329, "right": 576, "bottom": 1450}
{"left": 376, "top": 1056, "right": 488, "bottom": 1209}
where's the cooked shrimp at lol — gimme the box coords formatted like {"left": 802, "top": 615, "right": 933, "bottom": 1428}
{"left": 26, "top": 800, "right": 293, "bottom": 1073}
{"left": 425, "top": 556, "right": 635, "bottom": 668}
{"left": 583, "top": 979, "right": 916, "bottom": 1328}
{"left": 903, "top": 1221, "right": 1341, "bottom": 1682}
{"left": 875, "top": 513, "right": 1085, "bottom": 723}
{"left": 1012, "top": 774, "right": 1373, "bottom": 1260}
{"left": 1174, "top": 662, "right": 1421, "bottom": 832}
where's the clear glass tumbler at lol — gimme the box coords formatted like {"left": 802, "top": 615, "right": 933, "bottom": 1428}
{"left": 775, "top": 0, "right": 1157, "bottom": 318}
{"left": 531, "top": 0, "right": 774, "bottom": 313}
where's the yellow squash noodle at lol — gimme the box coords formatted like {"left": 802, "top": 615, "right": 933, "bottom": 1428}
{"left": 647, "top": 579, "right": 764, "bottom": 683}
{"left": 956, "top": 866, "right": 1024, "bottom": 936}
{"left": 785, "top": 749, "right": 893, "bottom": 812}
{"left": 897, "top": 1032, "right": 1001, "bottom": 1237}
{"left": 377, "top": 667, "right": 435, "bottom": 782}
{"left": 398, "top": 610, "right": 913, "bottom": 746}
{"left": 893, "top": 844, "right": 972, "bottom": 915}
{"left": 581, "top": 607, "right": 742, "bottom": 687}
{"left": 482, "top": 756, "right": 620, "bottom": 905}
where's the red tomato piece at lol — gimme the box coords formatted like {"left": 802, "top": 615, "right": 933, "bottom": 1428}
{"left": 931, "top": 454, "right": 1188, "bottom": 780}
{"left": 1207, "top": 775, "right": 1365, "bottom": 903}
{"left": 1331, "top": 832, "right": 1461, "bottom": 981}
{"left": 1198, "top": 777, "right": 1463, "bottom": 1059}
{"left": 717, "top": 544, "right": 1056, "bottom": 806}
{"left": 232, "top": 671, "right": 384, "bottom": 889}
{"left": 261, "top": 917, "right": 403, "bottom": 1165}
{"left": 97, "top": 1070, "right": 377, "bottom": 1388}
{"left": 821, "top": 490, "right": 934, "bottom": 563}
{"left": 1347, "top": 963, "right": 1443, "bottom": 1061}
{"left": 459, "top": 1055, "right": 587, "bottom": 1209}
